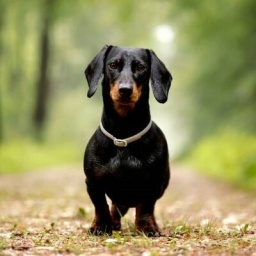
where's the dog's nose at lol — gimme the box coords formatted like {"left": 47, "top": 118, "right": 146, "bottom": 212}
{"left": 119, "top": 85, "right": 133, "bottom": 97}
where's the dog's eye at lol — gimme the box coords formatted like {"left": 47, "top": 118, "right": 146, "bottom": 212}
{"left": 136, "top": 64, "right": 146, "bottom": 73}
{"left": 109, "top": 62, "right": 118, "bottom": 70}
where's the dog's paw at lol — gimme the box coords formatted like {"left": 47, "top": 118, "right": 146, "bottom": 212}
{"left": 144, "top": 229, "right": 163, "bottom": 237}
{"left": 137, "top": 226, "right": 162, "bottom": 237}
{"left": 112, "top": 221, "right": 121, "bottom": 231}
{"left": 88, "top": 224, "right": 112, "bottom": 236}
{"left": 136, "top": 217, "right": 163, "bottom": 237}
{"left": 88, "top": 215, "right": 113, "bottom": 236}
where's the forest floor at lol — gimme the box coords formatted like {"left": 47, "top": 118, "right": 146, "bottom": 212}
{"left": 0, "top": 164, "right": 256, "bottom": 255}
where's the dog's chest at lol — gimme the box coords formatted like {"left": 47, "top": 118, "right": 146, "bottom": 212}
{"left": 102, "top": 149, "right": 157, "bottom": 205}
{"left": 98, "top": 147, "right": 156, "bottom": 179}
{"left": 107, "top": 149, "right": 144, "bottom": 174}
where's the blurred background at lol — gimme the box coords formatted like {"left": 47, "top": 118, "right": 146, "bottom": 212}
{"left": 0, "top": 0, "right": 255, "bottom": 190}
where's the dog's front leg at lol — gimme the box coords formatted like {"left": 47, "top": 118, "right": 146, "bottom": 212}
{"left": 86, "top": 182, "right": 112, "bottom": 235}
{"left": 135, "top": 202, "right": 161, "bottom": 237}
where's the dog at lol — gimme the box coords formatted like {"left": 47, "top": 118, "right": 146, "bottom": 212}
{"left": 84, "top": 45, "right": 172, "bottom": 236}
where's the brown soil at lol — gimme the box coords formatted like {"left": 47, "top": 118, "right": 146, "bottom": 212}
{"left": 0, "top": 165, "right": 255, "bottom": 255}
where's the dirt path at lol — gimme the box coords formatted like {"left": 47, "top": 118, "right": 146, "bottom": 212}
{"left": 0, "top": 165, "right": 255, "bottom": 255}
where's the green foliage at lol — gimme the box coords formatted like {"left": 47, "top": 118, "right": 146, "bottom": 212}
{"left": 172, "top": 0, "right": 256, "bottom": 139}
{"left": 1, "top": 0, "right": 255, "bottom": 178}
{"left": 0, "top": 237, "right": 7, "bottom": 250}
{"left": 0, "top": 139, "right": 82, "bottom": 173}
{"left": 77, "top": 207, "right": 87, "bottom": 219}
{"left": 185, "top": 132, "right": 256, "bottom": 190}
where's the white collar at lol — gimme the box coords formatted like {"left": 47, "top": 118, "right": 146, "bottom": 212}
{"left": 99, "top": 120, "right": 153, "bottom": 147}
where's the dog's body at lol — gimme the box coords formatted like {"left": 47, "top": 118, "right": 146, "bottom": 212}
{"left": 84, "top": 45, "right": 172, "bottom": 236}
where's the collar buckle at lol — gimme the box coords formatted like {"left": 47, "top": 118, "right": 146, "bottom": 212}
{"left": 114, "top": 138, "right": 128, "bottom": 147}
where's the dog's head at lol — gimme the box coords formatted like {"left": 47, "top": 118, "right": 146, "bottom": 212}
{"left": 85, "top": 45, "right": 172, "bottom": 115}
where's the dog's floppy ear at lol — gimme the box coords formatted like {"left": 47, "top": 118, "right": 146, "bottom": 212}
{"left": 148, "top": 50, "right": 172, "bottom": 103}
{"left": 85, "top": 45, "right": 112, "bottom": 98}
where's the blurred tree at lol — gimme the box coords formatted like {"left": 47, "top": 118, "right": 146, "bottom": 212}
{"left": 0, "top": 0, "right": 5, "bottom": 142}
{"left": 3, "top": 0, "right": 254, "bottom": 149}
{"left": 172, "top": 0, "right": 256, "bottom": 140}
{"left": 0, "top": 0, "right": 37, "bottom": 141}
{"left": 33, "top": 0, "right": 52, "bottom": 138}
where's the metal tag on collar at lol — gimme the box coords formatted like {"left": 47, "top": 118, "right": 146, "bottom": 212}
{"left": 114, "top": 138, "right": 128, "bottom": 147}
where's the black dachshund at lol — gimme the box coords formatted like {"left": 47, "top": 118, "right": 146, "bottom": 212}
{"left": 84, "top": 45, "right": 172, "bottom": 236}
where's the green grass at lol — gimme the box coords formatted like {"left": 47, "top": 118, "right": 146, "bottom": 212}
{"left": 185, "top": 131, "right": 256, "bottom": 190}
{"left": 0, "top": 139, "right": 82, "bottom": 174}
{"left": 1, "top": 217, "right": 255, "bottom": 255}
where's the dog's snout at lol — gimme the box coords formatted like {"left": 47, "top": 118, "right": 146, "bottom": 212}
{"left": 119, "top": 84, "right": 133, "bottom": 97}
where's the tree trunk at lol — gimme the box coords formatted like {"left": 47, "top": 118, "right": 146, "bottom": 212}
{"left": 33, "top": 3, "right": 51, "bottom": 139}
{"left": 0, "top": 1, "right": 5, "bottom": 142}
